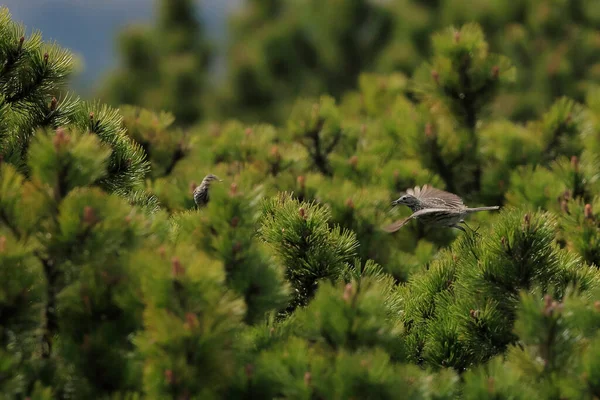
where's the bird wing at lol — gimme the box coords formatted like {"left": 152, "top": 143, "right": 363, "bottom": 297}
{"left": 381, "top": 216, "right": 414, "bottom": 233}
{"left": 409, "top": 184, "right": 464, "bottom": 209}
{"left": 381, "top": 208, "right": 450, "bottom": 233}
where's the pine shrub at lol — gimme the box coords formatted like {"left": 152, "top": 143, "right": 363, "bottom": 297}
{"left": 2, "top": 5, "right": 600, "bottom": 399}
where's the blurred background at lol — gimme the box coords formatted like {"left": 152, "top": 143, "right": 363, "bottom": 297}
{"left": 3, "top": 0, "right": 600, "bottom": 127}
{"left": 2, "top": 0, "right": 241, "bottom": 93}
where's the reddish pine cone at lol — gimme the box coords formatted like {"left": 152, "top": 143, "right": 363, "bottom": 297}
{"left": 171, "top": 257, "right": 185, "bottom": 277}
{"left": 348, "top": 155, "right": 358, "bottom": 167}
{"left": 584, "top": 204, "right": 593, "bottom": 219}
{"left": 299, "top": 207, "right": 306, "bottom": 219}
{"left": 83, "top": 206, "right": 96, "bottom": 225}
{"left": 424, "top": 122, "right": 434, "bottom": 138}
{"left": 491, "top": 65, "right": 499, "bottom": 79}
{"left": 343, "top": 283, "right": 353, "bottom": 302}
{"left": 571, "top": 155, "right": 579, "bottom": 171}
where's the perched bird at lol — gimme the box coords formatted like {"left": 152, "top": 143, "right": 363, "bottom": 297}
{"left": 193, "top": 174, "right": 222, "bottom": 208}
{"left": 382, "top": 185, "right": 499, "bottom": 233}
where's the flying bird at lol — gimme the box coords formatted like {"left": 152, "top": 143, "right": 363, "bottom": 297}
{"left": 382, "top": 185, "right": 499, "bottom": 233}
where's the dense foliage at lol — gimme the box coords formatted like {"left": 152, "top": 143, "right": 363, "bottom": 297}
{"left": 2, "top": 4, "right": 600, "bottom": 399}
{"left": 100, "top": 0, "right": 600, "bottom": 125}
{"left": 100, "top": 0, "right": 212, "bottom": 127}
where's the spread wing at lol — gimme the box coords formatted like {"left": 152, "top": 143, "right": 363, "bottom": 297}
{"left": 381, "top": 208, "right": 450, "bottom": 233}
{"left": 381, "top": 215, "right": 414, "bottom": 233}
{"left": 408, "top": 185, "right": 464, "bottom": 209}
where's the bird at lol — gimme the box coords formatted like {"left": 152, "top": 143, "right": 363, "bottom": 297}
{"left": 382, "top": 185, "right": 499, "bottom": 233}
{"left": 193, "top": 174, "right": 222, "bottom": 208}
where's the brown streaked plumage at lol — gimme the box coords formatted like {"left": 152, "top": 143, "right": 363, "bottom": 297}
{"left": 193, "top": 174, "right": 222, "bottom": 208}
{"left": 384, "top": 185, "right": 499, "bottom": 233}
{"left": 391, "top": 184, "right": 465, "bottom": 211}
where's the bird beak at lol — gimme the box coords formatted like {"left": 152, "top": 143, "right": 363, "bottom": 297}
{"left": 391, "top": 200, "right": 399, "bottom": 206}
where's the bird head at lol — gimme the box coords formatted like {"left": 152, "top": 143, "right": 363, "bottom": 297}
{"left": 202, "top": 174, "right": 223, "bottom": 183}
{"left": 392, "top": 193, "right": 419, "bottom": 208}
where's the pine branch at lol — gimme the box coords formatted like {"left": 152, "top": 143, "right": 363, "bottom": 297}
{"left": 543, "top": 120, "right": 571, "bottom": 162}
{"left": 39, "top": 255, "right": 58, "bottom": 359}
{"left": 163, "top": 144, "right": 186, "bottom": 176}
{"left": 307, "top": 118, "right": 332, "bottom": 176}
{"left": 0, "top": 35, "right": 26, "bottom": 83}
{"left": 324, "top": 128, "right": 342, "bottom": 154}
{"left": 0, "top": 208, "right": 21, "bottom": 240}
{"left": 456, "top": 55, "right": 477, "bottom": 132}
{"left": 427, "top": 130, "right": 456, "bottom": 194}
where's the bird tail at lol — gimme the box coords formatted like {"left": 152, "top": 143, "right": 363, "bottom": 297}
{"left": 466, "top": 206, "right": 500, "bottom": 213}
